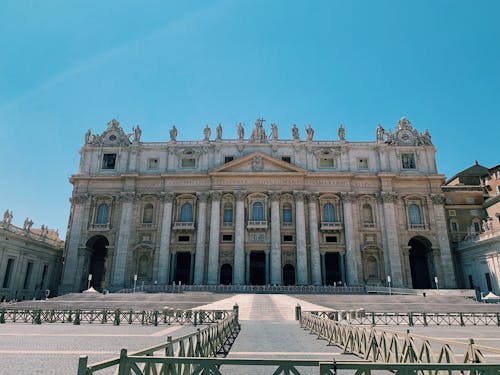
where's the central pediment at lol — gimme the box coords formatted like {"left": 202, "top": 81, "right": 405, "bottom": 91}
{"left": 209, "top": 152, "right": 306, "bottom": 174}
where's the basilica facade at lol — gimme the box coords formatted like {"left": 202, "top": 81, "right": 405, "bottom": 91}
{"left": 59, "top": 117, "right": 456, "bottom": 293}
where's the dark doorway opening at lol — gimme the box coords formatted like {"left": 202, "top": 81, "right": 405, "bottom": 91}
{"left": 174, "top": 252, "right": 191, "bottom": 285}
{"left": 283, "top": 264, "right": 296, "bottom": 285}
{"left": 250, "top": 252, "right": 266, "bottom": 285}
{"left": 220, "top": 264, "right": 232, "bottom": 285}
{"left": 409, "top": 237, "right": 433, "bottom": 289}
{"left": 325, "top": 252, "right": 341, "bottom": 285}
{"left": 86, "top": 236, "right": 109, "bottom": 291}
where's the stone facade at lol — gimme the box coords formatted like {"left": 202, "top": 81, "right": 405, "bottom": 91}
{"left": 0, "top": 210, "right": 63, "bottom": 300}
{"left": 60, "top": 117, "right": 456, "bottom": 293}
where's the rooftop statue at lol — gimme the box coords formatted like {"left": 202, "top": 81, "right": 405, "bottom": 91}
{"left": 132, "top": 125, "right": 142, "bottom": 142}
{"left": 237, "top": 122, "right": 244, "bottom": 141}
{"left": 216, "top": 123, "right": 223, "bottom": 141}
{"left": 305, "top": 124, "right": 314, "bottom": 141}
{"left": 203, "top": 125, "right": 211, "bottom": 141}
{"left": 338, "top": 124, "right": 345, "bottom": 141}
{"left": 251, "top": 117, "right": 267, "bottom": 142}
{"left": 291, "top": 124, "right": 299, "bottom": 141}
{"left": 269, "top": 123, "right": 278, "bottom": 141}
{"left": 169, "top": 125, "right": 178, "bottom": 142}
{"left": 376, "top": 124, "right": 384, "bottom": 141}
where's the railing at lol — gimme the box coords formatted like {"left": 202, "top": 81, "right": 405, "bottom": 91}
{"left": 172, "top": 222, "right": 195, "bottom": 230}
{"left": 300, "top": 311, "right": 500, "bottom": 364}
{"left": 89, "top": 223, "right": 110, "bottom": 231}
{"left": 247, "top": 220, "right": 268, "bottom": 229}
{"left": 320, "top": 221, "right": 343, "bottom": 230}
{"left": 77, "top": 357, "right": 500, "bottom": 375}
{"left": 305, "top": 310, "right": 500, "bottom": 326}
{"left": 77, "top": 311, "right": 240, "bottom": 374}
{"left": 0, "top": 308, "right": 233, "bottom": 325}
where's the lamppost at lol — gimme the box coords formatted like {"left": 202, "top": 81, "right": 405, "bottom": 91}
{"left": 87, "top": 274, "right": 92, "bottom": 290}
{"left": 133, "top": 274, "right": 138, "bottom": 293}
{"left": 387, "top": 275, "right": 392, "bottom": 295}
{"left": 434, "top": 276, "right": 439, "bottom": 293}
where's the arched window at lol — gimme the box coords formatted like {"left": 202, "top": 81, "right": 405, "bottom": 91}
{"left": 142, "top": 203, "right": 154, "bottom": 224}
{"left": 409, "top": 204, "right": 422, "bottom": 225}
{"left": 96, "top": 204, "right": 109, "bottom": 224}
{"left": 251, "top": 202, "right": 264, "bottom": 221}
{"left": 323, "top": 203, "right": 335, "bottom": 222}
{"left": 223, "top": 203, "right": 233, "bottom": 223}
{"left": 362, "top": 203, "right": 374, "bottom": 224}
{"left": 180, "top": 203, "right": 193, "bottom": 222}
{"left": 282, "top": 203, "right": 292, "bottom": 223}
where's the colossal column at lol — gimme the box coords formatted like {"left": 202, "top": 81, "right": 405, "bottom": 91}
{"left": 61, "top": 193, "right": 89, "bottom": 293}
{"left": 194, "top": 192, "right": 209, "bottom": 284}
{"left": 157, "top": 192, "right": 174, "bottom": 285}
{"left": 307, "top": 193, "right": 321, "bottom": 285}
{"left": 431, "top": 194, "right": 457, "bottom": 288}
{"left": 207, "top": 191, "right": 222, "bottom": 285}
{"left": 269, "top": 191, "right": 282, "bottom": 285}
{"left": 341, "top": 192, "right": 359, "bottom": 285}
{"left": 381, "top": 191, "right": 403, "bottom": 287}
{"left": 112, "top": 192, "right": 135, "bottom": 289}
{"left": 233, "top": 191, "right": 246, "bottom": 285}
{"left": 294, "top": 191, "right": 308, "bottom": 285}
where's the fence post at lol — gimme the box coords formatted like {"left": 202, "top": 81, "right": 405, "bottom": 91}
{"left": 114, "top": 309, "right": 121, "bottom": 326}
{"left": 74, "top": 309, "right": 81, "bottom": 325}
{"left": 233, "top": 304, "right": 239, "bottom": 321}
{"left": 295, "top": 304, "right": 301, "bottom": 321}
{"left": 117, "top": 348, "right": 128, "bottom": 375}
{"left": 371, "top": 312, "right": 376, "bottom": 326}
{"left": 408, "top": 312, "right": 413, "bottom": 327}
{"left": 496, "top": 313, "right": 500, "bottom": 327}
{"left": 77, "top": 356, "right": 88, "bottom": 375}
{"left": 34, "top": 309, "right": 42, "bottom": 325}
{"left": 460, "top": 312, "right": 465, "bottom": 327}
{"left": 0, "top": 308, "right": 4, "bottom": 324}
{"left": 422, "top": 312, "right": 427, "bottom": 326}
{"left": 194, "top": 311, "right": 198, "bottom": 326}
{"left": 154, "top": 310, "right": 158, "bottom": 326}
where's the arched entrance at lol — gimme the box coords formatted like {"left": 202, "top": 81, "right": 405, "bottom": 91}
{"left": 220, "top": 264, "right": 232, "bottom": 285}
{"left": 324, "top": 252, "right": 341, "bottom": 285}
{"left": 408, "top": 237, "right": 434, "bottom": 289}
{"left": 174, "top": 252, "right": 191, "bottom": 284}
{"left": 86, "top": 236, "right": 109, "bottom": 291}
{"left": 283, "top": 264, "right": 295, "bottom": 285}
{"left": 250, "top": 251, "right": 266, "bottom": 285}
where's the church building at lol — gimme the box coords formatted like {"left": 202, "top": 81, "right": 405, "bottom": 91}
{"left": 59, "top": 117, "right": 456, "bottom": 293}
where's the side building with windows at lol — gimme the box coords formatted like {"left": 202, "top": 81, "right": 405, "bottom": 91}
{"left": 0, "top": 211, "right": 63, "bottom": 301}
{"left": 59, "top": 117, "right": 456, "bottom": 293}
{"left": 444, "top": 162, "right": 500, "bottom": 296}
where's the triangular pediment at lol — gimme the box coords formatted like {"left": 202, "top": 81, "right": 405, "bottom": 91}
{"left": 210, "top": 152, "right": 306, "bottom": 174}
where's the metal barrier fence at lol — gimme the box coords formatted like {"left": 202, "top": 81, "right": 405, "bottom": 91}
{"left": 300, "top": 311, "right": 500, "bottom": 364}
{"left": 77, "top": 357, "right": 500, "bottom": 375}
{"left": 77, "top": 311, "right": 240, "bottom": 374}
{"left": 0, "top": 307, "right": 232, "bottom": 326}
{"left": 306, "top": 310, "right": 500, "bottom": 326}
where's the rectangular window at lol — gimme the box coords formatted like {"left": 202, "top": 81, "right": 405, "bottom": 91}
{"left": 485, "top": 273, "right": 493, "bottom": 292}
{"left": 23, "top": 262, "right": 33, "bottom": 289}
{"left": 281, "top": 156, "right": 291, "bottom": 163}
{"left": 358, "top": 158, "right": 369, "bottom": 169}
{"left": 401, "top": 153, "right": 416, "bottom": 169}
{"left": 450, "top": 221, "right": 458, "bottom": 232}
{"left": 102, "top": 153, "right": 117, "bottom": 169}
{"left": 2, "top": 259, "right": 14, "bottom": 288}
{"left": 325, "top": 236, "right": 338, "bottom": 243}
{"left": 181, "top": 158, "right": 196, "bottom": 168}
{"left": 283, "top": 235, "right": 294, "bottom": 242}
{"left": 147, "top": 158, "right": 159, "bottom": 170}
{"left": 282, "top": 208, "right": 292, "bottom": 223}
{"left": 319, "top": 158, "right": 334, "bottom": 168}
{"left": 178, "top": 235, "right": 190, "bottom": 242}
{"left": 224, "top": 156, "right": 234, "bottom": 163}
{"left": 223, "top": 209, "right": 233, "bottom": 223}
{"left": 222, "top": 234, "right": 233, "bottom": 242}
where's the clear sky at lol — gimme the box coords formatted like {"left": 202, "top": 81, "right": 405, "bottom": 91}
{"left": 0, "top": 0, "right": 499, "bottom": 237}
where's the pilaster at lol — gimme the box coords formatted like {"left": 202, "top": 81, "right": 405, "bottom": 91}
{"left": 207, "top": 191, "right": 222, "bottom": 285}
{"left": 233, "top": 191, "right": 246, "bottom": 285}
{"left": 194, "top": 192, "right": 209, "bottom": 284}
{"left": 294, "top": 191, "right": 308, "bottom": 285}
{"left": 269, "top": 191, "right": 282, "bottom": 285}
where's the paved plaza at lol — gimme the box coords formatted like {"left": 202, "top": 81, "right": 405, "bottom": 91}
{"left": 2, "top": 292, "right": 500, "bottom": 374}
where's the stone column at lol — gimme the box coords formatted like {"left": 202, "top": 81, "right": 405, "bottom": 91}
{"left": 294, "top": 191, "right": 308, "bottom": 285}
{"left": 269, "top": 192, "right": 282, "bottom": 285}
{"left": 207, "top": 191, "right": 222, "bottom": 285}
{"left": 233, "top": 191, "right": 246, "bottom": 285}
{"left": 376, "top": 193, "right": 392, "bottom": 280}
{"left": 381, "top": 192, "right": 403, "bottom": 287}
{"left": 194, "top": 192, "right": 209, "bottom": 284}
{"left": 245, "top": 251, "right": 250, "bottom": 285}
{"left": 112, "top": 192, "right": 135, "bottom": 289}
{"left": 339, "top": 252, "right": 346, "bottom": 284}
{"left": 308, "top": 193, "right": 321, "bottom": 285}
{"left": 265, "top": 250, "right": 270, "bottom": 285}
{"left": 61, "top": 194, "right": 89, "bottom": 293}
{"left": 170, "top": 252, "right": 177, "bottom": 283}
{"left": 431, "top": 194, "right": 457, "bottom": 288}
{"left": 157, "top": 192, "right": 174, "bottom": 285}
{"left": 341, "top": 192, "right": 359, "bottom": 285}
{"left": 189, "top": 253, "right": 195, "bottom": 284}
{"left": 320, "top": 252, "right": 326, "bottom": 285}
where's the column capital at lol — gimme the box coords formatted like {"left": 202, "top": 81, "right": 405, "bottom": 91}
{"left": 210, "top": 191, "right": 223, "bottom": 201}
{"left": 119, "top": 192, "right": 136, "bottom": 203}
{"left": 160, "top": 192, "right": 175, "bottom": 203}
{"left": 293, "top": 191, "right": 305, "bottom": 201}
{"left": 430, "top": 194, "right": 446, "bottom": 205}
{"left": 307, "top": 192, "right": 319, "bottom": 204}
{"left": 197, "top": 192, "right": 210, "bottom": 202}
{"left": 340, "top": 191, "right": 356, "bottom": 203}
{"left": 70, "top": 193, "right": 89, "bottom": 205}
{"left": 269, "top": 191, "right": 281, "bottom": 202}
{"left": 380, "top": 191, "right": 399, "bottom": 203}
{"left": 234, "top": 191, "right": 247, "bottom": 201}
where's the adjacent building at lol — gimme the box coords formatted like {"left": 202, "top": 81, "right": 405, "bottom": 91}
{"left": 60, "top": 117, "right": 456, "bottom": 293}
{"left": 0, "top": 211, "right": 63, "bottom": 300}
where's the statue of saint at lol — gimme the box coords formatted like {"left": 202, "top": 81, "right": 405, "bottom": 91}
{"left": 216, "top": 123, "right": 223, "bottom": 140}
{"left": 23, "top": 217, "right": 33, "bottom": 232}
{"left": 338, "top": 124, "right": 345, "bottom": 141}
{"left": 203, "top": 125, "right": 211, "bottom": 141}
{"left": 292, "top": 124, "right": 299, "bottom": 141}
{"left": 251, "top": 117, "right": 266, "bottom": 142}
{"left": 376, "top": 124, "right": 384, "bottom": 141}
{"left": 84, "top": 129, "right": 92, "bottom": 144}
{"left": 237, "top": 123, "right": 244, "bottom": 141}
{"left": 269, "top": 123, "right": 278, "bottom": 141}
{"left": 169, "top": 125, "right": 178, "bottom": 142}
{"left": 133, "top": 125, "right": 142, "bottom": 142}
{"left": 2, "top": 210, "right": 13, "bottom": 225}
{"left": 305, "top": 124, "right": 314, "bottom": 141}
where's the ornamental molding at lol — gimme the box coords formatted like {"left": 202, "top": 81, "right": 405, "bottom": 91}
{"left": 430, "top": 194, "right": 446, "bottom": 205}
{"left": 293, "top": 191, "right": 305, "bottom": 201}
{"left": 160, "top": 192, "right": 175, "bottom": 203}
{"left": 384, "top": 117, "right": 433, "bottom": 147}
{"left": 340, "top": 192, "right": 357, "bottom": 202}
{"left": 70, "top": 193, "right": 90, "bottom": 205}
{"left": 197, "top": 192, "right": 210, "bottom": 202}
{"left": 210, "top": 191, "right": 223, "bottom": 201}
{"left": 120, "top": 192, "right": 136, "bottom": 203}
{"left": 381, "top": 191, "right": 399, "bottom": 203}
{"left": 84, "top": 119, "right": 132, "bottom": 147}
{"left": 234, "top": 191, "right": 247, "bottom": 201}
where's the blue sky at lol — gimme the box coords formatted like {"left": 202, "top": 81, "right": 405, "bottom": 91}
{"left": 0, "top": 0, "right": 499, "bottom": 237}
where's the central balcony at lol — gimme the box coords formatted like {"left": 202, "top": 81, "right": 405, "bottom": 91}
{"left": 247, "top": 220, "right": 268, "bottom": 230}
{"left": 320, "top": 221, "right": 343, "bottom": 231}
{"left": 173, "top": 222, "right": 195, "bottom": 231}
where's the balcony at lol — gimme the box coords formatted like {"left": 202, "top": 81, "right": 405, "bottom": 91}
{"left": 409, "top": 224, "right": 426, "bottom": 231}
{"left": 173, "top": 222, "right": 195, "bottom": 231}
{"left": 320, "top": 221, "right": 343, "bottom": 231}
{"left": 247, "top": 221, "right": 268, "bottom": 230}
{"left": 281, "top": 222, "right": 294, "bottom": 228}
{"left": 140, "top": 223, "right": 156, "bottom": 230}
{"left": 89, "top": 223, "right": 110, "bottom": 231}
{"left": 362, "top": 222, "right": 376, "bottom": 229}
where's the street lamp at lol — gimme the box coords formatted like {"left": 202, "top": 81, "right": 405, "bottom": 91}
{"left": 387, "top": 275, "right": 392, "bottom": 295}
{"left": 87, "top": 274, "right": 92, "bottom": 290}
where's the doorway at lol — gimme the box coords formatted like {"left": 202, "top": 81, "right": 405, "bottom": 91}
{"left": 86, "top": 236, "right": 109, "bottom": 291}
{"left": 283, "top": 264, "right": 296, "bottom": 285}
{"left": 249, "top": 252, "right": 266, "bottom": 285}
{"left": 324, "top": 252, "right": 341, "bottom": 285}
{"left": 220, "top": 264, "right": 232, "bottom": 285}
{"left": 408, "top": 237, "right": 433, "bottom": 289}
{"left": 174, "top": 252, "right": 191, "bottom": 285}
